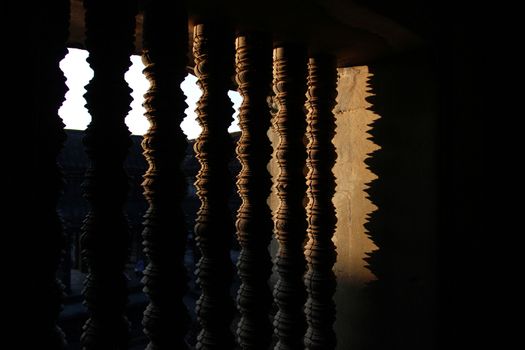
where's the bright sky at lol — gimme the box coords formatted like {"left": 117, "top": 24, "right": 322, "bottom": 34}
{"left": 59, "top": 48, "right": 241, "bottom": 139}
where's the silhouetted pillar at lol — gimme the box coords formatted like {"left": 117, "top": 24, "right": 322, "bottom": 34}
{"left": 80, "top": 0, "right": 137, "bottom": 348}
{"left": 304, "top": 55, "right": 338, "bottom": 350}
{"left": 272, "top": 45, "right": 308, "bottom": 350}
{"left": 141, "top": 0, "right": 190, "bottom": 349}
{"left": 193, "top": 23, "right": 236, "bottom": 350}
{"left": 34, "top": 1, "right": 70, "bottom": 348}
{"left": 235, "top": 33, "right": 274, "bottom": 349}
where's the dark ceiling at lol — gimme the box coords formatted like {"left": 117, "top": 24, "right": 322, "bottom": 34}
{"left": 68, "top": 0, "right": 444, "bottom": 67}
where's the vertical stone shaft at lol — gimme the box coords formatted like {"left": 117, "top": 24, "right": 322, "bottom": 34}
{"left": 34, "top": 1, "right": 70, "bottom": 347}
{"left": 193, "top": 23, "right": 236, "bottom": 350}
{"left": 235, "top": 33, "right": 274, "bottom": 350}
{"left": 272, "top": 45, "right": 308, "bottom": 350}
{"left": 80, "top": 1, "right": 137, "bottom": 348}
{"left": 141, "top": 0, "right": 190, "bottom": 349}
{"left": 304, "top": 55, "right": 338, "bottom": 350}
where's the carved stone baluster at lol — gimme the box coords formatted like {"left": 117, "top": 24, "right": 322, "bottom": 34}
{"left": 34, "top": 1, "right": 70, "bottom": 347}
{"left": 235, "top": 33, "right": 274, "bottom": 349}
{"left": 304, "top": 55, "right": 338, "bottom": 350}
{"left": 272, "top": 45, "right": 308, "bottom": 350}
{"left": 140, "top": 1, "right": 190, "bottom": 349}
{"left": 80, "top": 1, "right": 137, "bottom": 348}
{"left": 193, "top": 23, "right": 236, "bottom": 350}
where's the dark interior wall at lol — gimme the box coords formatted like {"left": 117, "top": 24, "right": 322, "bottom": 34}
{"left": 432, "top": 12, "right": 485, "bottom": 349}
{"left": 358, "top": 11, "right": 485, "bottom": 345}
{"left": 346, "top": 2, "right": 485, "bottom": 346}
{"left": 359, "top": 50, "right": 440, "bottom": 350}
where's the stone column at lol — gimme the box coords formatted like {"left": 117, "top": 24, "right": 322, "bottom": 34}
{"left": 80, "top": 0, "right": 137, "bottom": 348}
{"left": 141, "top": 0, "right": 191, "bottom": 348}
{"left": 234, "top": 32, "right": 274, "bottom": 350}
{"left": 272, "top": 44, "right": 308, "bottom": 350}
{"left": 193, "top": 22, "right": 236, "bottom": 350}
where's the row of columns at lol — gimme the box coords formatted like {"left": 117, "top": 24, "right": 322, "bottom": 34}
{"left": 41, "top": 0, "right": 338, "bottom": 349}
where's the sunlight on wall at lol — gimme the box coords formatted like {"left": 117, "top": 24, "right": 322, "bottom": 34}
{"left": 332, "top": 66, "right": 380, "bottom": 350}
{"left": 333, "top": 66, "right": 379, "bottom": 287}
{"left": 265, "top": 66, "right": 380, "bottom": 294}
{"left": 59, "top": 48, "right": 241, "bottom": 138}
